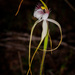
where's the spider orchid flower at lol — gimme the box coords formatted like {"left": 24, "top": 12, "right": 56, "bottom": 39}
{"left": 33, "top": 2, "right": 49, "bottom": 40}
{"left": 27, "top": 0, "right": 62, "bottom": 75}
{"left": 33, "top": 0, "right": 62, "bottom": 43}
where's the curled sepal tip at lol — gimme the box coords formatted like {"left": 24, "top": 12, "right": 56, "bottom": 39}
{"left": 39, "top": 19, "right": 62, "bottom": 52}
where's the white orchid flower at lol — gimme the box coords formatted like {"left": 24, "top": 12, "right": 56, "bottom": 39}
{"left": 27, "top": 0, "right": 62, "bottom": 75}
{"left": 15, "top": 0, "right": 62, "bottom": 74}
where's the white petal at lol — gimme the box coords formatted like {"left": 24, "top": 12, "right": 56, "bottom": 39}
{"left": 33, "top": 9, "right": 44, "bottom": 20}
{"left": 47, "top": 19, "right": 61, "bottom": 30}
{"left": 42, "top": 13, "right": 49, "bottom": 20}
{"left": 41, "top": 20, "right": 48, "bottom": 40}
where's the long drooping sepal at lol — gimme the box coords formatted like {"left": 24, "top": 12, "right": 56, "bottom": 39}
{"left": 46, "top": 19, "right": 62, "bottom": 51}
{"left": 29, "top": 20, "right": 48, "bottom": 68}
{"left": 27, "top": 36, "right": 44, "bottom": 75}
{"left": 39, "top": 19, "right": 62, "bottom": 52}
{"left": 27, "top": 20, "right": 42, "bottom": 75}
{"left": 27, "top": 20, "right": 48, "bottom": 75}
{"left": 30, "top": 39, "right": 44, "bottom": 67}
{"left": 29, "top": 19, "right": 42, "bottom": 67}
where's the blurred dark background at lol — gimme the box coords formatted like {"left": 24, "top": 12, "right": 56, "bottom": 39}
{"left": 0, "top": 0, "right": 75, "bottom": 75}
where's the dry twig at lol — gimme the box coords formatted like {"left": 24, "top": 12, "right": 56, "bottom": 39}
{"left": 65, "top": 0, "right": 75, "bottom": 12}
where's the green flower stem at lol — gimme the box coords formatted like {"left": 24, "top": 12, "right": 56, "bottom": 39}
{"left": 40, "top": 29, "right": 49, "bottom": 75}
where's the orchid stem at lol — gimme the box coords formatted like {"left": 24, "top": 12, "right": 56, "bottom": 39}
{"left": 40, "top": 29, "right": 49, "bottom": 75}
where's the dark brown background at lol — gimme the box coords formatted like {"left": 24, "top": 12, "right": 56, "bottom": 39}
{"left": 0, "top": 0, "right": 75, "bottom": 75}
